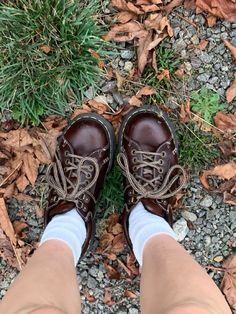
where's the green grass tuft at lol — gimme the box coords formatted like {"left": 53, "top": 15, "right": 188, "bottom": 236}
{"left": 177, "top": 122, "right": 220, "bottom": 170}
{"left": 190, "top": 88, "right": 224, "bottom": 124}
{"left": 144, "top": 44, "right": 180, "bottom": 104}
{"left": 0, "top": 0, "right": 112, "bottom": 125}
{"left": 96, "top": 163, "right": 124, "bottom": 218}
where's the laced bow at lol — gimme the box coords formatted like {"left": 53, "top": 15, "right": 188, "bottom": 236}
{"left": 46, "top": 151, "right": 99, "bottom": 206}
{"left": 117, "top": 150, "right": 187, "bottom": 200}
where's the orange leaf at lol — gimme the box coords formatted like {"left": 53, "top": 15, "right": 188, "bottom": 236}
{"left": 4, "top": 129, "right": 32, "bottom": 149}
{"left": 16, "top": 175, "right": 29, "bottom": 192}
{"left": 206, "top": 14, "right": 217, "bottom": 27}
{"left": 103, "top": 288, "right": 116, "bottom": 305}
{"left": 214, "top": 111, "right": 236, "bottom": 133}
{"left": 0, "top": 198, "right": 16, "bottom": 245}
{"left": 221, "top": 253, "right": 236, "bottom": 311}
{"left": 23, "top": 153, "right": 40, "bottom": 186}
{"left": 226, "top": 73, "right": 236, "bottom": 103}
{"left": 180, "top": 99, "right": 191, "bottom": 124}
{"left": 195, "top": 39, "right": 209, "bottom": 50}
{"left": 196, "top": 0, "right": 236, "bottom": 22}
{"left": 39, "top": 45, "right": 51, "bottom": 54}
{"left": 84, "top": 290, "right": 96, "bottom": 303}
{"left": 157, "top": 69, "right": 170, "bottom": 81}
{"left": 224, "top": 192, "right": 236, "bottom": 206}
{"left": 116, "top": 11, "right": 137, "bottom": 23}
{"left": 112, "top": 233, "right": 125, "bottom": 254}
{"left": 164, "top": 0, "right": 184, "bottom": 14}
{"left": 175, "top": 68, "right": 185, "bottom": 77}
{"left": 200, "top": 162, "right": 236, "bottom": 190}
{"left": 223, "top": 39, "right": 236, "bottom": 61}
{"left": 13, "top": 221, "right": 28, "bottom": 236}
{"left": 136, "top": 86, "right": 156, "bottom": 98}
{"left": 104, "top": 261, "right": 121, "bottom": 279}
{"left": 124, "top": 290, "right": 137, "bottom": 298}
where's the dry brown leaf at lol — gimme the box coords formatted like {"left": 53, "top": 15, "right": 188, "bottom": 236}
{"left": 103, "top": 288, "right": 116, "bottom": 305}
{"left": 175, "top": 68, "right": 185, "bottom": 77}
{"left": 200, "top": 162, "right": 236, "bottom": 190}
{"left": 16, "top": 175, "right": 29, "bottom": 192}
{"left": 4, "top": 183, "right": 16, "bottom": 199}
{"left": 4, "top": 129, "right": 32, "bottom": 149}
{"left": 214, "top": 111, "right": 236, "bottom": 134}
{"left": 164, "top": 0, "right": 184, "bottom": 14}
{"left": 117, "top": 258, "right": 132, "bottom": 277}
{"left": 23, "top": 153, "right": 40, "bottom": 186}
{"left": 196, "top": 0, "right": 236, "bottom": 22}
{"left": 111, "top": 223, "right": 123, "bottom": 235}
{"left": 34, "top": 148, "right": 51, "bottom": 164}
{"left": 137, "top": 31, "right": 153, "bottom": 74}
{"left": 219, "top": 140, "right": 236, "bottom": 157}
{"left": 127, "top": 253, "right": 139, "bottom": 276}
{"left": 195, "top": 39, "right": 209, "bottom": 50}
{"left": 99, "top": 232, "right": 115, "bottom": 251}
{"left": 0, "top": 228, "right": 18, "bottom": 269}
{"left": 141, "top": 4, "right": 160, "bottom": 12}
{"left": 84, "top": 290, "right": 96, "bottom": 303}
{"left": 129, "top": 96, "right": 142, "bottom": 107}
{"left": 115, "top": 71, "right": 126, "bottom": 89}
{"left": 180, "top": 99, "right": 191, "bottom": 124}
{"left": 124, "top": 290, "right": 137, "bottom": 298}
{"left": 0, "top": 198, "right": 16, "bottom": 245}
{"left": 13, "top": 221, "right": 28, "bottom": 236}
{"left": 116, "top": 11, "right": 137, "bottom": 23}
{"left": 13, "top": 193, "right": 34, "bottom": 202}
{"left": 136, "top": 86, "right": 156, "bottom": 97}
{"left": 38, "top": 132, "right": 60, "bottom": 161}
{"left": 39, "top": 45, "right": 51, "bottom": 54}
{"left": 226, "top": 73, "right": 236, "bottom": 103}
{"left": 88, "top": 49, "right": 105, "bottom": 68}
{"left": 224, "top": 191, "right": 236, "bottom": 205}
{"left": 104, "top": 261, "right": 121, "bottom": 279}
{"left": 112, "top": 233, "right": 125, "bottom": 254}
{"left": 223, "top": 39, "right": 236, "bottom": 60}
{"left": 157, "top": 69, "right": 170, "bottom": 81}
{"left": 206, "top": 14, "right": 217, "bottom": 27}
{"left": 221, "top": 253, "right": 236, "bottom": 313}
{"left": 35, "top": 205, "right": 44, "bottom": 218}
{"left": 103, "top": 22, "right": 146, "bottom": 42}
{"left": 43, "top": 115, "right": 67, "bottom": 132}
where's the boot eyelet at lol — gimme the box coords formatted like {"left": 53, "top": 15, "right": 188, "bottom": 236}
{"left": 131, "top": 149, "right": 136, "bottom": 155}
{"left": 132, "top": 157, "right": 137, "bottom": 163}
{"left": 85, "top": 180, "right": 89, "bottom": 185}
{"left": 159, "top": 159, "right": 164, "bottom": 165}
{"left": 88, "top": 165, "right": 94, "bottom": 171}
{"left": 65, "top": 159, "right": 70, "bottom": 165}
{"left": 133, "top": 166, "right": 137, "bottom": 171}
{"left": 65, "top": 150, "right": 70, "bottom": 157}
{"left": 159, "top": 168, "right": 163, "bottom": 173}
{"left": 86, "top": 173, "right": 92, "bottom": 179}
{"left": 161, "top": 151, "right": 166, "bottom": 158}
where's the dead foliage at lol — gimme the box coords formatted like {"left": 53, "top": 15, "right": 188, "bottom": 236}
{"left": 196, "top": 0, "right": 236, "bottom": 22}
{"left": 214, "top": 112, "right": 236, "bottom": 134}
{"left": 221, "top": 253, "right": 236, "bottom": 313}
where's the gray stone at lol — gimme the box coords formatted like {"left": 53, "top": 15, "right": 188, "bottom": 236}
{"left": 121, "top": 50, "right": 135, "bottom": 60}
{"left": 199, "top": 52, "right": 213, "bottom": 63}
{"left": 102, "top": 81, "right": 117, "bottom": 93}
{"left": 197, "top": 73, "right": 210, "bottom": 82}
{"left": 112, "top": 91, "right": 124, "bottom": 105}
{"left": 200, "top": 195, "right": 213, "bottom": 208}
{"left": 87, "top": 276, "right": 97, "bottom": 289}
{"left": 204, "top": 235, "right": 211, "bottom": 247}
{"left": 124, "top": 61, "right": 133, "bottom": 72}
{"left": 173, "top": 218, "right": 189, "bottom": 242}
{"left": 129, "top": 308, "right": 139, "bottom": 314}
{"left": 191, "top": 34, "right": 200, "bottom": 45}
{"left": 181, "top": 211, "right": 198, "bottom": 222}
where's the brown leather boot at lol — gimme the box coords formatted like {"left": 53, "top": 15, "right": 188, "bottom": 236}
{"left": 45, "top": 113, "right": 115, "bottom": 255}
{"left": 117, "top": 106, "right": 187, "bottom": 250}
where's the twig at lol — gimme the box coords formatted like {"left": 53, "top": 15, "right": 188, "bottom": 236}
{"left": 205, "top": 265, "right": 225, "bottom": 272}
{"left": 173, "top": 12, "right": 198, "bottom": 29}
{"left": 10, "top": 240, "right": 23, "bottom": 271}
{"left": 0, "top": 161, "right": 23, "bottom": 188}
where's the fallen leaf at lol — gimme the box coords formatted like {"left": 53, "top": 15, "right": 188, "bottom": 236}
{"left": 157, "top": 69, "right": 170, "bottom": 81}
{"left": 200, "top": 162, "right": 236, "bottom": 190}
{"left": 226, "top": 73, "right": 236, "bottom": 103}
{"left": 39, "top": 45, "right": 51, "bottom": 54}
{"left": 23, "top": 153, "right": 40, "bottom": 186}
{"left": 164, "top": 0, "right": 184, "bottom": 13}
{"left": 127, "top": 253, "right": 139, "bottom": 276}
{"left": 224, "top": 192, "right": 236, "bottom": 205}
{"left": 13, "top": 194, "right": 34, "bottom": 202}
{"left": 16, "top": 175, "right": 29, "bottom": 192}
{"left": 115, "top": 71, "right": 126, "bottom": 89}
{"left": 84, "top": 290, "right": 96, "bottom": 303}
{"left": 34, "top": 148, "right": 51, "bottom": 164}
{"left": 0, "top": 198, "right": 16, "bottom": 245}
{"left": 129, "top": 96, "right": 142, "bottom": 107}
{"left": 0, "top": 228, "right": 18, "bottom": 268}
{"left": 38, "top": 132, "right": 60, "bottom": 160}
{"left": 136, "top": 86, "right": 156, "bottom": 97}
{"left": 88, "top": 49, "right": 105, "bottom": 68}
{"left": 116, "top": 11, "right": 137, "bottom": 23}
{"left": 219, "top": 140, "right": 236, "bottom": 157}
{"left": 99, "top": 232, "right": 115, "bottom": 251}
{"left": 195, "top": 39, "right": 209, "bottom": 50}
{"left": 103, "top": 288, "right": 116, "bottom": 305}
{"left": 206, "top": 14, "right": 217, "bottom": 27}
{"left": 180, "top": 99, "right": 191, "bottom": 124}
{"left": 111, "top": 223, "right": 123, "bottom": 235}
{"left": 124, "top": 290, "right": 137, "bottom": 298}
{"left": 214, "top": 112, "right": 236, "bottom": 134}
{"left": 35, "top": 205, "right": 44, "bottom": 218}
{"left": 13, "top": 221, "right": 28, "bottom": 236}
{"left": 43, "top": 115, "right": 67, "bottom": 132}
{"left": 112, "top": 233, "right": 125, "bottom": 254}
{"left": 174, "top": 67, "right": 185, "bottom": 77}
{"left": 196, "top": 0, "right": 236, "bottom": 23}
{"left": 4, "top": 129, "right": 32, "bottom": 149}
{"left": 117, "top": 258, "right": 132, "bottom": 277}
{"left": 221, "top": 253, "right": 236, "bottom": 312}
{"left": 104, "top": 261, "right": 121, "bottom": 279}
{"left": 223, "top": 39, "right": 236, "bottom": 60}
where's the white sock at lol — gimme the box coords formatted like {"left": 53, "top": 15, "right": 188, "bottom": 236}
{"left": 40, "top": 209, "right": 86, "bottom": 266}
{"left": 129, "top": 201, "right": 176, "bottom": 265}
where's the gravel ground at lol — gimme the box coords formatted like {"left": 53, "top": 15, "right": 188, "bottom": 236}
{"left": 1, "top": 3, "right": 236, "bottom": 313}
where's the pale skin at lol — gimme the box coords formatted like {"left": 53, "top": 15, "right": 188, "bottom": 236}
{"left": 0, "top": 236, "right": 231, "bottom": 314}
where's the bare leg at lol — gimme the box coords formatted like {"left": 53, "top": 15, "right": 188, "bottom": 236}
{"left": 140, "top": 235, "right": 231, "bottom": 314}
{"left": 0, "top": 240, "right": 81, "bottom": 314}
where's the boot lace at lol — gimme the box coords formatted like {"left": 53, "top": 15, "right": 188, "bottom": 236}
{"left": 46, "top": 151, "right": 100, "bottom": 207}
{"left": 117, "top": 149, "right": 187, "bottom": 200}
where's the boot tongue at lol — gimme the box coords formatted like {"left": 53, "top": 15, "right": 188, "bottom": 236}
{"left": 48, "top": 201, "right": 75, "bottom": 220}
{"left": 141, "top": 198, "right": 166, "bottom": 218}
